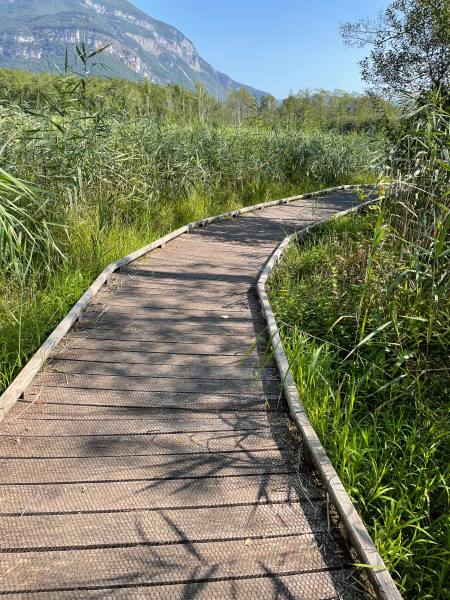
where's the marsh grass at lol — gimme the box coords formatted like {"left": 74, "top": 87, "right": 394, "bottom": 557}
{"left": 0, "top": 60, "right": 377, "bottom": 391}
{"left": 269, "top": 212, "right": 449, "bottom": 598}
{"left": 270, "top": 92, "right": 450, "bottom": 600}
{"left": 268, "top": 92, "right": 449, "bottom": 598}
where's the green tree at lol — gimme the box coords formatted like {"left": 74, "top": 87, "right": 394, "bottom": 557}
{"left": 341, "top": 0, "right": 450, "bottom": 98}
{"left": 227, "top": 88, "right": 257, "bottom": 126}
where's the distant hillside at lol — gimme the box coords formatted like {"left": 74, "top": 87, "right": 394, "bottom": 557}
{"left": 0, "top": 0, "right": 267, "bottom": 100}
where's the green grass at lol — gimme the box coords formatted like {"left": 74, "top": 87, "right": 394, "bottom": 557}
{"left": 268, "top": 210, "right": 449, "bottom": 599}
{"left": 0, "top": 89, "right": 377, "bottom": 393}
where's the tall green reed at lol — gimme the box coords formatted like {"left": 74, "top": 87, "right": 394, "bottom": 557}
{"left": 0, "top": 58, "right": 377, "bottom": 393}
{"left": 268, "top": 91, "right": 449, "bottom": 598}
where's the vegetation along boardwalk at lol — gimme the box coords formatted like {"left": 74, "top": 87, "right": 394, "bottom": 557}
{"left": 1, "top": 189, "right": 377, "bottom": 598}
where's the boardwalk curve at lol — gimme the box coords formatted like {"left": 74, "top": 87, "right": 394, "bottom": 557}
{"left": 1, "top": 188, "right": 391, "bottom": 599}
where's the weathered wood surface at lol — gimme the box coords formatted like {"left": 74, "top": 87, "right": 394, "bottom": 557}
{"left": 0, "top": 190, "right": 371, "bottom": 598}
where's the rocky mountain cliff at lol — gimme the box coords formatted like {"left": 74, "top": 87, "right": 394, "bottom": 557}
{"left": 0, "top": 0, "right": 266, "bottom": 99}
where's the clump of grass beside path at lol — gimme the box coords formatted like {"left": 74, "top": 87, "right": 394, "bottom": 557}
{"left": 268, "top": 208, "right": 449, "bottom": 599}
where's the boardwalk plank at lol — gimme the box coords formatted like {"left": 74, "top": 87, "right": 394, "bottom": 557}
{"left": 31, "top": 373, "right": 280, "bottom": 395}
{"left": 13, "top": 570, "right": 365, "bottom": 600}
{"left": 45, "top": 359, "right": 278, "bottom": 381}
{"left": 0, "top": 448, "right": 299, "bottom": 484}
{"left": 0, "top": 428, "right": 288, "bottom": 458}
{"left": 0, "top": 473, "right": 322, "bottom": 515}
{"left": 1, "top": 502, "right": 328, "bottom": 550}
{"left": 66, "top": 327, "right": 262, "bottom": 344}
{"left": 25, "top": 387, "right": 283, "bottom": 412}
{"left": 59, "top": 336, "right": 265, "bottom": 355}
{"left": 50, "top": 349, "right": 266, "bottom": 367}
{"left": 2, "top": 408, "right": 281, "bottom": 436}
{"left": 1, "top": 533, "right": 349, "bottom": 593}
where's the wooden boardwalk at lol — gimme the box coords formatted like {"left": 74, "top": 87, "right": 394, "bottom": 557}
{"left": 0, "top": 190, "right": 370, "bottom": 599}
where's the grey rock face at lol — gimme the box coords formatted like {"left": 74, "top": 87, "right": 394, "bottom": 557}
{"left": 0, "top": 0, "right": 266, "bottom": 99}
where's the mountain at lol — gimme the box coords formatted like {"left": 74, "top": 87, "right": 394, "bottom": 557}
{"left": 0, "top": 0, "right": 267, "bottom": 100}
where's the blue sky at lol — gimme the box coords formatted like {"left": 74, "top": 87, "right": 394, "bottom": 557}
{"left": 132, "top": 0, "right": 387, "bottom": 98}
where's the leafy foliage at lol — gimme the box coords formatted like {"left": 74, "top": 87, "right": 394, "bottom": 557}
{"left": 0, "top": 169, "right": 62, "bottom": 274}
{"left": 341, "top": 0, "right": 450, "bottom": 98}
{"left": 0, "top": 67, "right": 396, "bottom": 132}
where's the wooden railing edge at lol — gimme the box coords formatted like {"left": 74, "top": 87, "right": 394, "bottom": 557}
{"left": 256, "top": 198, "right": 403, "bottom": 600}
{"left": 0, "top": 183, "right": 371, "bottom": 423}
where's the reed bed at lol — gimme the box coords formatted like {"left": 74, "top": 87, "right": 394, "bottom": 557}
{"left": 0, "top": 99, "right": 376, "bottom": 391}
{"left": 268, "top": 93, "right": 449, "bottom": 599}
